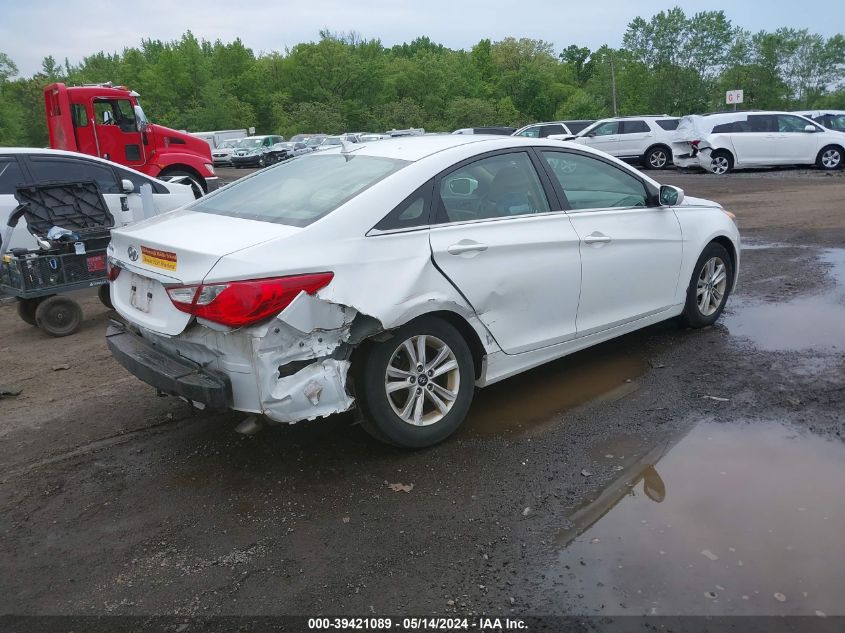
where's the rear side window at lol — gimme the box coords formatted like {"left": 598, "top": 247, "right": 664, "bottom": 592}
{"left": 621, "top": 120, "right": 649, "bottom": 133}
{"left": 749, "top": 115, "right": 778, "bottom": 133}
{"left": 656, "top": 119, "right": 679, "bottom": 131}
{"left": 192, "top": 154, "right": 407, "bottom": 227}
{"left": 540, "top": 124, "right": 565, "bottom": 137}
{"left": 0, "top": 157, "right": 26, "bottom": 194}
{"left": 373, "top": 180, "right": 433, "bottom": 232}
{"left": 28, "top": 156, "right": 120, "bottom": 194}
{"left": 71, "top": 104, "right": 89, "bottom": 128}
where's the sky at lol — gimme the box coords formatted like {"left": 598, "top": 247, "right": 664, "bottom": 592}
{"left": 1, "top": 0, "right": 841, "bottom": 77}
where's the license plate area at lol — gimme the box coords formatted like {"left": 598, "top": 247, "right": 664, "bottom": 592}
{"left": 129, "top": 273, "right": 154, "bottom": 313}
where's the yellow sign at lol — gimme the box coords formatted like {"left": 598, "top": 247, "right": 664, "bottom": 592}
{"left": 141, "top": 245, "right": 177, "bottom": 271}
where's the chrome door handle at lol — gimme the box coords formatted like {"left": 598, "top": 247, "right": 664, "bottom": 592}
{"left": 448, "top": 240, "right": 488, "bottom": 255}
{"left": 584, "top": 233, "right": 612, "bottom": 245}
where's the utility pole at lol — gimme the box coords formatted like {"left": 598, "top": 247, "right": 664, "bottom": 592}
{"left": 610, "top": 54, "right": 618, "bottom": 117}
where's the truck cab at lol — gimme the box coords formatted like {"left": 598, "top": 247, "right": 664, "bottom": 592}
{"left": 44, "top": 83, "right": 218, "bottom": 196}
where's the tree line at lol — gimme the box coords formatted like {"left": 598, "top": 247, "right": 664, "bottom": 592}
{"left": 1, "top": 6, "right": 843, "bottom": 146}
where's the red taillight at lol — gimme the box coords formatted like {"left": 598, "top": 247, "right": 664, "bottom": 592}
{"left": 690, "top": 140, "right": 700, "bottom": 148}
{"left": 107, "top": 260, "right": 121, "bottom": 281}
{"left": 166, "top": 273, "right": 334, "bottom": 328}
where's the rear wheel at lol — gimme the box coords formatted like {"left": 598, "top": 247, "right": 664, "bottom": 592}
{"left": 680, "top": 243, "right": 733, "bottom": 328}
{"left": 358, "top": 317, "right": 475, "bottom": 448}
{"left": 817, "top": 145, "right": 843, "bottom": 170}
{"left": 644, "top": 145, "right": 670, "bottom": 170}
{"left": 97, "top": 284, "right": 113, "bottom": 309}
{"left": 16, "top": 297, "right": 44, "bottom": 326}
{"left": 35, "top": 295, "right": 83, "bottom": 337}
{"left": 709, "top": 151, "right": 733, "bottom": 175}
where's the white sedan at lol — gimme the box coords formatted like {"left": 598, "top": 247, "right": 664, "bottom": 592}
{"left": 106, "top": 136, "right": 740, "bottom": 447}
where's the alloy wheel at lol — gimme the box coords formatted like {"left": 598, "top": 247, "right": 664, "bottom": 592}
{"left": 711, "top": 156, "right": 730, "bottom": 175}
{"left": 822, "top": 149, "right": 841, "bottom": 169}
{"left": 649, "top": 150, "right": 667, "bottom": 168}
{"left": 384, "top": 334, "right": 460, "bottom": 427}
{"left": 696, "top": 256, "right": 728, "bottom": 316}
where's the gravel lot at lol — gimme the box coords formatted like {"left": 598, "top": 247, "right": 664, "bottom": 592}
{"left": 1, "top": 165, "right": 844, "bottom": 625}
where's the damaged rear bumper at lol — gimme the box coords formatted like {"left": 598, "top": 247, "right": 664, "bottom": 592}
{"left": 106, "top": 322, "right": 231, "bottom": 410}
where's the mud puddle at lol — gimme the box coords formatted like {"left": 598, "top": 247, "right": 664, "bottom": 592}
{"left": 549, "top": 420, "right": 845, "bottom": 615}
{"left": 459, "top": 343, "right": 647, "bottom": 438}
{"left": 724, "top": 249, "right": 845, "bottom": 351}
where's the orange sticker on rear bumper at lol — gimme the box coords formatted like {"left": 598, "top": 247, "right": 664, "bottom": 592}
{"left": 141, "top": 246, "right": 177, "bottom": 271}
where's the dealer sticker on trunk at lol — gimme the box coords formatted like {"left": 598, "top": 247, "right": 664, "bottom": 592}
{"left": 140, "top": 246, "right": 177, "bottom": 271}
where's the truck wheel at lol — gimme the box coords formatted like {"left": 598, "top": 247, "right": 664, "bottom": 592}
{"left": 17, "top": 298, "right": 44, "bottom": 326}
{"left": 161, "top": 170, "right": 206, "bottom": 198}
{"left": 35, "top": 296, "right": 83, "bottom": 337}
{"left": 98, "top": 284, "right": 114, "bottom": 309}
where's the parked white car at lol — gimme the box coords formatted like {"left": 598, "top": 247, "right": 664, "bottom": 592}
{"left": 106, "top": 135, "right": 739, "bottom": 448}
{"left": 0, "top": 148, "right": 196, "bottom": 252}
{"left": 513, "top": 120, "right": 594, "bottom": 138}
{"left": 563, "top": 116, "right": 680, "bottom": 169}
{"left": 792, "top": 110, "right": 845, "bottom": 133}
{"left": 672, "top": 111, "right": 844, "bottom": 174}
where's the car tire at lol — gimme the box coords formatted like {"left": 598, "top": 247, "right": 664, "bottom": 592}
{"left": 98, "top": 284, "right": 113, "bottom": 309}
{"left": 258, "top": 155, "right": 266, "bottom": 168}
{"left": 680, "top": 242, "right": 733, "bottom": 328}
{"left": 35, "top": 295, "right": 83, "bottom": 337}
{"left": 709, "top": 150, "right": 733, "bottom": 175}
{"left": 644, "top": 145, "right": 671, "bottom": 170}
{"left": 816, "top": 145, "right": 843, "bottom": 171}
{"left": 357, "top": 316, "right": 475, "bottom": 448}
{"left": 16, "top": 298, "right": 43, "bottom": 326}
{"left": 160, "top": 169, "right": 206, "bottom": 198}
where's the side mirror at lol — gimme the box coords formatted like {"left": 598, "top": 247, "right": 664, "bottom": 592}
{"left": 659, "top": 184, "right": 684, "bottom": 206}
{"left": 547, "top": 134, "right": 568, "bottom": 141}
{"left": 448, "top": 177, "right": 478, "bottom": 195}
{"left": 121, "top": 179, "right": 135, "bottom": 194}
{"left": 804, "top": 124, "right": 817, "bottom": 133}
{"left": 102, "top": 111, "right": 114, "bottom": 125}
{"left": 586, "top": 131, "right": 597, "bottom": 138}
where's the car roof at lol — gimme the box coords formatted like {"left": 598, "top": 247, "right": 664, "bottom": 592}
{"left": 0, "top": 147, "right": 169, "bottom": 181}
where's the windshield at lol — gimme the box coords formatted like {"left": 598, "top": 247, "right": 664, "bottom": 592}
{"left": 220, "top": 139, "right": 240, "bottom": 149}
{"left": 191, "top": 154, "right": 408, "bottom": 227}
{"left": 238, "top": 138, "right": 265, "bottom": 148}
{"left": 305, "top": 138, "right": 325, "bottom": 147}
{"left": 322, "top": 138, "right": 342, "bottom": 146}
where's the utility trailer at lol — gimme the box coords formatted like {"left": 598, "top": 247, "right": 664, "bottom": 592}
{"left": 0, "top": 182, "right": 114, "bottom": 336}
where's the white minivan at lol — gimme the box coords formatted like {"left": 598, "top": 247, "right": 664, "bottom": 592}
{"left": 672, "top": 111, "right": 845, "bottom": 174}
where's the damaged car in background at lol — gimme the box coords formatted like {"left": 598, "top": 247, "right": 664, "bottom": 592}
{"left": 105, "top": 135, "right": 739, "bottom": 448}
{"left": 672, "top": 111, "right": 844, "bottom": 174}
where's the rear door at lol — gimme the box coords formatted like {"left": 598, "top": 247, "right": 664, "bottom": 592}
{"left": 429, "top": 150, "right": 582, "bottom": 354}
{"left": 616, "top": 119, "right": 653, "bottom": 158}
{"left": 732, "top": 115, "right": 779, "bottom": 164}
{"left": 24, "top": 154, "right": 133, "bottom": 227}
{"left": 537, "top": 149, "right": 683, "bottom": 336}
{"left": 0, "top": 155, "right": 34, "bottom": 250}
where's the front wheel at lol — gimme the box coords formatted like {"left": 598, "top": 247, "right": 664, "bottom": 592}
{"left": 680, "top": 243, "right": 733, "bottom": 328}
{"left": 357, "top": 317, "right": 475, "bottom": 448}
{"left": 817, "top": 146, "right": 843, "bottom": 171}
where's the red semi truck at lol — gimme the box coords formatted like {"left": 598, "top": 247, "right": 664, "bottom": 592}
{"left": 44, "top": 82, "right": 218, "bottom": 195}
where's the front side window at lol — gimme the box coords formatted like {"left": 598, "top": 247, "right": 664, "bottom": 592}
{"left": 540, "top": 124, "right": 565, "bottom": 137}
{"left": 517, "top": 126, "right": 541, "bottom": 138}
{"left": 28, "top": 156, "right": 120, "bottom": 194}
{"left": 192, "top": 154, "right": 407, "bottom": 226}
{"left": 826, "top": 114, "right": 845, "bottom": 132}
{"left": 777, "top": 115, "right": 815, "bottom": 133}
{"left": 437, "top": 152, "right": 550, "bottom": 223}
{"left": 541, "top": 151, "right": 648, "bottom": 211}
{"left": 114, "top": 166, "right": 166, "bottom": 194}
{"left": 588, "top": 121, "right": 619, "bottom": 137}
{"left": 0, "top": 157, "right": 25, "bottom": 195}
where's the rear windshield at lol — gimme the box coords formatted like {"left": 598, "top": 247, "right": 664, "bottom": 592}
{"left": 191, "top": 153, "right": 407, "bottom": 227}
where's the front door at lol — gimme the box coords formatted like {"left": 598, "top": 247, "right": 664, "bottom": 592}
{"left": 577, "top": 121, "right": 621, "bottom": 156}
{"left": 92, "top": 98, "right": 145, "bottom": 168}
{"left": 429, "top": 150, "right": 582, "bottom": 354}
{"left": 537, "top": 149, "right": 683, "bottom": 336}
